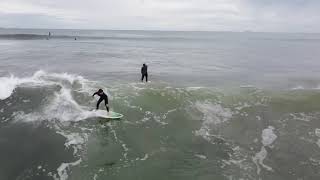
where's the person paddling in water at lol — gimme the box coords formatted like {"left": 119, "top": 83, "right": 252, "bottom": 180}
{"left": 92, "top": 89, "right": 109, "bottom": 112}
{"left": 141, "top": 63, "right": 148, "bottom": 82}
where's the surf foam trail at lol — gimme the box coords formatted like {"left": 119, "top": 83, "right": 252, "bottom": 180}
{"left": 1, "top": 70, "right": 106, "bottom": 123}
{"left": 0, "top": 70, "right": 111, "bottom": 180}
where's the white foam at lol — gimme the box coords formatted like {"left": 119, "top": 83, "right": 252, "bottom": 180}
{"left": 315, "top": 128, "right": 320, "bottom": 137}
{"left": 50, "top": 72, "right": 82, "bottom": 84}
{"left": 153, "top": 115, "right": 168, "bottom": 125}
{"left": 195, "top": 154, "right": 207, "bottom": 159}
{"left": 234, "top": 102, "right": 251, "bottom": 111}
{"left": 4, "top": 71, "right": 117, "bottom": 179}
{"left": 290, "top": 113, "right": 313, "bottom": 122}
{"left": 314, "top": 129, "right": 320, "bottom": 148}
{"left": 122, "top": 143, "right": 129, "bottom": 160}
{"left": 93, "top": 174, "right": 98, "bottom": 180}
{"left": 194, "top": 102, "right": 233, "bottom": 141}
{"left": 256, "top": 116, "right": 261, "bottom": 121}
{"left": 0, "top": 75, "right": 20, "bottom": 100}
{"left": 140, "top": 154, "right": 149, "bottom": 161}
{"left": 186, "top": 87, "right": 204, "bottom": 91}
{"left": 6, "top": 71, "right": 104, "bottom": 180}
{"left": 55, "top": 159, "right": 82, "bottom": 180}
{"left": 0, "top": 70, "right": 61, "bottom": 100}
{"left": 31, "top": 70, "right": 85, "bottom": 85}
{"left": 139, "top": 110, "right": 171, "bottom": 125}
{"left": 14, "top": 87, "right": 97, "bottom": 123}
{"left": 221, "top": 145, "right": 254, "bottom": 177}
{"left": 240, "top": 85, "right": 255, "bottom": 88}
{"left": 162, "top": 109, "right": 177, "bottom": 120}
{"left": 56, "top": 131, "right": 88, "bottom": 155}
{"left": 252, "top": 126, "right": 277, "bottom": 175}
{"left": 0, "top": 70, "right": 91, "bottom": 100}
{"left": 291, "top": 86, "right": 304, "bottom": 90}
{"left": 195, "top": 102, "right": 233, "bottom": 125}
{"left": 195, "top": 128, "right": 212, "bottom": 141}
{"left": 261, "top": 126, "right": 277, "bottom": 147}
{"left": 252, "top": 147, "right": 273, "bottom": 175}
{"left": 45, "top": 88, "right": 94, "bottom": 122}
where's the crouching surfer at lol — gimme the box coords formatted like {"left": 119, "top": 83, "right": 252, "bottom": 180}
{"left": 92, "top": 89, "right": 109, "bottom": 112}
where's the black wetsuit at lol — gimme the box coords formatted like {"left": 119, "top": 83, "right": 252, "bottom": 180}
{"left": 141, "top": 65, "right": 148, "bottom": 82}
{"left": 93, "top": 91, "right": 109, "bottom": 111}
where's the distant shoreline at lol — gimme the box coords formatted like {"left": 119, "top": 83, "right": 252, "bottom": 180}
{"left": 0, "top": 27, "right": 318, "bottom": 34}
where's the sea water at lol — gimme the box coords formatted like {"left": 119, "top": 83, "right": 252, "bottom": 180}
{"left": 1, "top": 29, "right": 320, "bottom": 180}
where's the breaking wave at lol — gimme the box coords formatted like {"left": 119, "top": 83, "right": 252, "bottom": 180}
{"left": 2, "top": 70, "right": 320, "bottom": 180}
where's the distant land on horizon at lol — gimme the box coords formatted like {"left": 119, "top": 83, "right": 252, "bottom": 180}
{"left": 0, "top": 27, "right": 319, "bottom": 35}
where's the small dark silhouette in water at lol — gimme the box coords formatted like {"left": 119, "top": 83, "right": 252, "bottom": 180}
{"left": 47, "top": 32, "right": 51, "bottom": 40}
{"left": 74, "top": 37, "right": 77, "bottom": 40}
{"left": 141, "top": 63, "right": 148, "bottom": 82}
{"left": 92, "top": 89, "right": 109, "bottom": 112}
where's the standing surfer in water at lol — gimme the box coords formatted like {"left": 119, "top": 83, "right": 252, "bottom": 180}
{"left": 47, "top": 32, "right": 51, "bottom": 40}
{"left": 92, "top": 89, "right": 109, "bottom": 112}
{"left": 141, "top": 63, "right": 148, "bottom": 82}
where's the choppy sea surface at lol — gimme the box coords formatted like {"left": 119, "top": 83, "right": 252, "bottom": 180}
{"left": 1, "top": 29, "right": 320, "bottom": 180}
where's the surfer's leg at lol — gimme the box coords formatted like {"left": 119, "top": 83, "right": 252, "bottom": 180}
{"left": 104, "top": 98, "right": 109, "bottom": 112}
{"left": 96, "top": 97, "right": 103, "bottom": 109}
{"left": 141, "top": 74, "right": 144, "bottom": 82}
{"left": 142, "top": 74, "right": 147, "bottom": 82}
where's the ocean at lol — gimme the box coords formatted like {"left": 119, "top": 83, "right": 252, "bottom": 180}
{"left": 0, "top": 29, "right": 320, "bottom": 180}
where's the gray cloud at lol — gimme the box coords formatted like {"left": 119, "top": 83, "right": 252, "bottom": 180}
{"left": 0, "top": 0, "right": 319, "bottom": 32}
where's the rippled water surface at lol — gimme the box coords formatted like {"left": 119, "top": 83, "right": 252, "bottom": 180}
{"left": 1, "top": 29, "right": 320, "bottom": 180}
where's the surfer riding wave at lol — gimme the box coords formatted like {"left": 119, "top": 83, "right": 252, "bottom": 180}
{"left": 92, "top": 89, "right": 109, "bottom": 112}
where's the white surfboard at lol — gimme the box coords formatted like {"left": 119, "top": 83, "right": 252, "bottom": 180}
{"left": 93, "top": 110, "right": 124, "bottom": 119}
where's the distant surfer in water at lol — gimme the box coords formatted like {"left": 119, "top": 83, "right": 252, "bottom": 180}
{"left": 141, "top": 63, "right": 148, "bottom": 82}
{"left": 47, "top": 32, "right": 51, "bottom": 40}
{"left": 92, "top": 89, "right": 109, "bottom": 112}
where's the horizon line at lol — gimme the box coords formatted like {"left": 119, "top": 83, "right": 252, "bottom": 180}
{"left": 0, "top": 27, "right": 319, "bottom": 34}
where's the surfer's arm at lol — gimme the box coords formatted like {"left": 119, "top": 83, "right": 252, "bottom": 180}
{"left": 92, "top": 92, "right": 98, "bottom": 97}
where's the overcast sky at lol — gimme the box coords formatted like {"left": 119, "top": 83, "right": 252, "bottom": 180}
{"left": 0, "top": 0, "right": 319, "bottom": 32}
